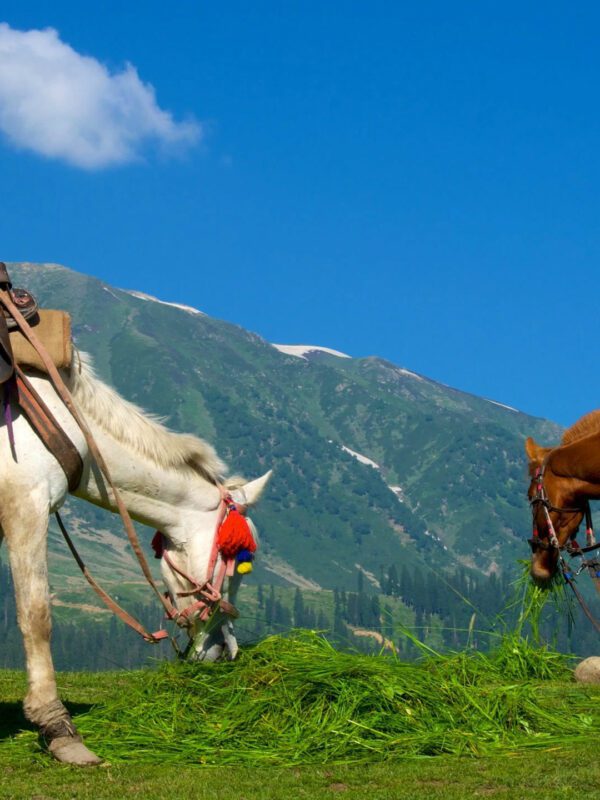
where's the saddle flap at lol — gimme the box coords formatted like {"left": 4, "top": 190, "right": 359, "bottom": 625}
{"left": 9, "top": 310, "right": 72, "bottom": 372}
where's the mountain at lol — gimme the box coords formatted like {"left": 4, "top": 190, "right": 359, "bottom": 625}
{"left": 3, "top": 262, "right": 561, "bottom": 608}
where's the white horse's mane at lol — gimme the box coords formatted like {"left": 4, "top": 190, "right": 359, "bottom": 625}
{"left": 69, "top": 351, "right": 226, "bottom": 480}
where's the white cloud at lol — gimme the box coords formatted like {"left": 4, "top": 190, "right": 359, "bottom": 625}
{"left": 0, "top": 24, "right": 201, "bottom": 169}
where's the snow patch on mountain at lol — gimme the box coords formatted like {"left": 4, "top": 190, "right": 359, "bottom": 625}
{"left": 102, "top": 286, "right": 121, "bottom": 301}
{"left": 341, "top": 446, "right": 380, "bottom": 469}
{"left": 389, "top": 485, "right": 405, "bottom": 502}
{"left": 272, "top": 344, "right": 351, "bottom": 360}
{"left": 396, "top": 367, "right": 424, "bottom": 381}
{"left": 486, "top": 399, "right": 518, "bottom": 412}
{"left": 422, "top": 528, "right": 448, "bottom": 551}
{"left": 125, "top": 290, "right": 205, "bottom": 316}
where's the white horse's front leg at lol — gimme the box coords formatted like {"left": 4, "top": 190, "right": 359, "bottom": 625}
{"left": 1, "top": 487, "right": 101, "bottom": 765}
{"left": 221, "top": 571, "right": 242, "bottom": 659}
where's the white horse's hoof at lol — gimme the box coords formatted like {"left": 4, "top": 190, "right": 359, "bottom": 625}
{"left": 222, "top": 637, "right": 238, "bottom": 660}
{"left": 48, "top": 736, "right": 103, "bottom": 766}
{"left": 574, "top": 656, "right": 600, "bottom": 684}
{"left": 193, "top": 642, "right": 224, "bottom": 662}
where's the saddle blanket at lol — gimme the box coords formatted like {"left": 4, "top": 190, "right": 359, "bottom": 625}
{"left": 9, "top": 309, "right": 72, "bottom": 371}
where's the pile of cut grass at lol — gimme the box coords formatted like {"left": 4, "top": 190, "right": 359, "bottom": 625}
{"left": 68, "top": 630, "right": 600, "bottom": 765}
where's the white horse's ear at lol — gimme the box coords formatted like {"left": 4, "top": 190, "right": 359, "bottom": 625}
{"left": 239, "top": 470, "right": 273, "bottom": 506}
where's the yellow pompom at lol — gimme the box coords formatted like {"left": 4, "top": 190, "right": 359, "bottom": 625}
{"left": 237, "top": 562, "right": 253, "bottom": 575}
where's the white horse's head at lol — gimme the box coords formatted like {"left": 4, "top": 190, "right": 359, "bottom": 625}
{"left": 157, "top": 470, "right": 272, "bottom": 661}
{"left": 65, "top": 353, "right": 272, "bottom": 662}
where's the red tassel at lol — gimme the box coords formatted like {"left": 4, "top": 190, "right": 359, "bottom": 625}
{"left": 216, "top": 508, "right": 257, "bottom": 559}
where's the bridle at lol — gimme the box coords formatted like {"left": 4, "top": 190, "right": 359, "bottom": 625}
{"left": 528, "top": 464, "right": 594, "bottom": 554}
{"left": 55, "top": 482, "right": 248, "bottom": 651}
{"left": 528, "top": 462, "right": 600, "bottom": 635}
{"left": 151, "top": 487, "right": 242, "bottom": 628}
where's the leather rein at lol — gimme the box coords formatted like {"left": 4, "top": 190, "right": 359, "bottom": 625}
{"left": 0, "top": 284, "right": 237, "bottom": 646}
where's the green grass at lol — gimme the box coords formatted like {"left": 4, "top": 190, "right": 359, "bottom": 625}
{"left": 2, "top": 630, "right": 600, "bottom": 799}
{"left": 3, "top": 749, "right": 600, "bottom": 800}
{"left": 64, "top": 631, "right": 599, "bottom": 765}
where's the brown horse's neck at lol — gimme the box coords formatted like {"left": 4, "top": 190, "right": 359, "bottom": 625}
{"left": 548, "top": 432, "right": 600, "bottom": 499}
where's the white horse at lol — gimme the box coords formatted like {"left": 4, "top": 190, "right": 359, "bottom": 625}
{"left": 0, "top": 351, "right": 271, "bottom": 765}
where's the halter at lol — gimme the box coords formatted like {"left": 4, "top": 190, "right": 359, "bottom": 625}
{"left": 151, "top": 489, "right": 254, "bottom": 629}
{"left": 528, "top": 463, "right": 600, "bottom": 634}
{"left": 528, "top": 464, "right": 594, "bottom": 553}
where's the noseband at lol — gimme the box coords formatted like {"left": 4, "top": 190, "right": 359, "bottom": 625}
{"left": 528, "top": 465, "right": 595, "bottom": 554}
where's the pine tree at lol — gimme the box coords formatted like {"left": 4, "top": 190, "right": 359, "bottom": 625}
{"left": 346, "top": 593, "right": 358, "bottom": 625}
{"left": 370, "top": 595, "right": 381, "bottom": 628}
{"left": 333, "top": 603, "right": 346, "bottom": 639}
{"left": 357, "top": 569, "right": 364, "bottom": 594}
{"left": 385, "top": 564, "right": 399, "bottom": 596}
{"left": 382, "top": 604, "right": 394, "bottom": 640}
{"left": 400, "top": 565, "right": 413, "bottom": 604}
{"left": 265, "top": 586, "right": 276, "bottom": 624}
{"left": 316, "top": 610, "right": 329, "bottom": 630}
{"left": 293, "top": 588, "right": 304, "bottom": 626}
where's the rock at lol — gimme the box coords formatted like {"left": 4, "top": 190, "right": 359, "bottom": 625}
{"left": 574, "top": 657, "right": 600, "bottom": 684}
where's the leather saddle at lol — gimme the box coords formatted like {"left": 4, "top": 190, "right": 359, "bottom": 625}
{"left": 0, "top": 262, "right": 39, "bottom": 384}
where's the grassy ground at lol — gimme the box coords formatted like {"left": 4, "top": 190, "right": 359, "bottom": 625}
{"left": 2, "top": 667, "right": 600, "bottom": 800}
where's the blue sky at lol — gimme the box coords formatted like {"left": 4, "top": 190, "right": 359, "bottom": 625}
{"left": 0, "top": 2, "right": 597, "bottom": 427}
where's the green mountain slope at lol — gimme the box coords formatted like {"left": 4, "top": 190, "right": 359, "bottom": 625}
{"left": 5, "top": 262, "right": 560, "bottom": 604}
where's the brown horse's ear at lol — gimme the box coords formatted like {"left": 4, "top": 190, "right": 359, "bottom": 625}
{"left": 524, "top": 437, "right": 551, "bottom": 466}
{"left": 525, "top": 437, "right": 538, "bottom": 461}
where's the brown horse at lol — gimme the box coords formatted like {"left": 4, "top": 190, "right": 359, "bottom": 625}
{"left": 525, "top": 410, "right": 600, "bottom": 585}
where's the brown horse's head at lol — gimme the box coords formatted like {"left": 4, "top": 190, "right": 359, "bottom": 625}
{"left": 525, "top": 437, "right": 585, "bottom": 586}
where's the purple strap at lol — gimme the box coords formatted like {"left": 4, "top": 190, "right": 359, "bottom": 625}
{"left": 3, "top": 377, "right": 16, "bottom": 459}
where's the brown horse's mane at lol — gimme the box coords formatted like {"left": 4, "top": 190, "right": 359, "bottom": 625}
{"left": 561, "top": 409, "right": 600, "bottom": 445}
